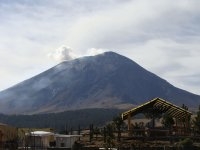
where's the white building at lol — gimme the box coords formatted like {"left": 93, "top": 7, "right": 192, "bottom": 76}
{"left": 54, "top": 134, "right": 81, "bottom": 148}
{"left": 26, "top": 131, "right": 54, "bottom": 148}
{"left": 25, "top": 131, "right": 81, "bottom": 149}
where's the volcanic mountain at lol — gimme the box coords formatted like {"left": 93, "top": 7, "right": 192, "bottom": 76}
{"left": 0, "top": 51, "right": 200, "bottom": 114}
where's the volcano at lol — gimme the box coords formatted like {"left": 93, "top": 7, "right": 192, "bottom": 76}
{"left": 0, "top": 51, "right": 199, "bottom": 114}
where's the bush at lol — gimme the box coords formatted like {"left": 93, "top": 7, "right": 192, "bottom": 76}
{"left": 179, "top": 138, "right": 193, "bottom": 150}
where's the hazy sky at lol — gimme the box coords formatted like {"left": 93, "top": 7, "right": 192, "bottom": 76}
{"left": 0, "top": 0, "right": 200, "bottom": 95}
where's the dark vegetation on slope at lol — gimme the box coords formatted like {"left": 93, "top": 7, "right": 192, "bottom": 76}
{"left": 0, "top": 108, "right": 122, "bottom": 131}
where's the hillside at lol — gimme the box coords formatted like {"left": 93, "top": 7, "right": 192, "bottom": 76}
{"left": 0, "top": 108, "right": 122, "bottom": 131}
{"left": 0, "top": 51, "right": 200, "bottom": 114}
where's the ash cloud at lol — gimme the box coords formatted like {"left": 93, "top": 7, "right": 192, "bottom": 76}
{"left": 86, "top": 48, "right": 107, "bottom": 56}
{"left": 48, "top": 46, "right": 77, "bottom": 62}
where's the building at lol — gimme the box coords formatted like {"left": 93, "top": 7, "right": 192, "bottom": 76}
{"left": 18, "top": 128, "right": 54, "bottom": 148}
{"left": 54, "top": 134, "right": 81, "bottom": 148}
{"left": 122, "top": 97, "right": 192, "bottom": 136}
{"left": 25, "top": 131, "right": 54, "bottom": 148}
{"left": 25, "top": 130, "right": 81, "bottom": 149}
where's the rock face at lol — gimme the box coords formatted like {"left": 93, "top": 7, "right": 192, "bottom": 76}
{"left": 0, "top": 51, "right": 199, "bottom": 114}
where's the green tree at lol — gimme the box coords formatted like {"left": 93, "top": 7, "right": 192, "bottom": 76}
{"left": 89, "top": 124, "right": 94, "bottom": 142}
{"left": 132, "top": 122, "right": 145, "bottom": 136}
{"left": 193, "top": 105, "right": 200, "bottom": 134}
{"left": 162, "top": 114, "right": 175, "bottom": 129}
{"left": 93, "top": 127, "right": 100, "bottom": 140}
{"left": 105, "top": 123, "right": 114, "bottom": 139}
{"left": 182, "top": 104, "right": 188, "bottom": 110}
{"left": 179, "top": 138, "right": 193, "bottom": 150}
{"left": 144, "top": 108, "right": 162, "bottom": 128}
{"left": 112, "top": 115, "right": 124, "bottom": 142}
{"left": 103, "top": 123, "right": 115, "bottom": 148}
{"left": 182, "top": 104, "right": 191, "bottom": 132}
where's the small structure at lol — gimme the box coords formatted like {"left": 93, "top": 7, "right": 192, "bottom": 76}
{"left": 25, "top": 130, "right": 81, "bottom": 149}
{"left": 18, "top": 128, "right": 54, "bottom": 148}
{"left": 25, "top": 131, "right": 54, "bottom": 148}
{"left": 122, "top": 97, "right": 192, "bottom": 136}
{"left": 54, "top": 134, "right": 81, "bottom": 148}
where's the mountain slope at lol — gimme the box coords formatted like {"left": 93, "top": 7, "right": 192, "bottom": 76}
{"left": 0, "top": 108, "right": 122, "bottom": 130}
{"left": 0, "top": 51, "right": 200, "bottom": 114}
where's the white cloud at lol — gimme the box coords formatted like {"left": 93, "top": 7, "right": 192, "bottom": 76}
{"left": 86, "top": 48, "right": 107, "bottom": 56}
{"left": 48, "top": 46, "right": 77, "bottom": 62}
{"left": 65, "top": 0, "right": 200, "bottom": 50}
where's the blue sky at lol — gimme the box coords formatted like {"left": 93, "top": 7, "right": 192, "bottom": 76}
{"left": 0, "top": 0, "right": 200, "bottom": 95}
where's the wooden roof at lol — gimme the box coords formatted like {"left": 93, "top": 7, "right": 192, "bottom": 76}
{"left": 122, "top": 97, "right": 192, "bottom": 120}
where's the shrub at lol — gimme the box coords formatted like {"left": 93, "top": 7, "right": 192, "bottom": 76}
{"left": 179, "top": 138, "right": 193, "bottom": 150}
